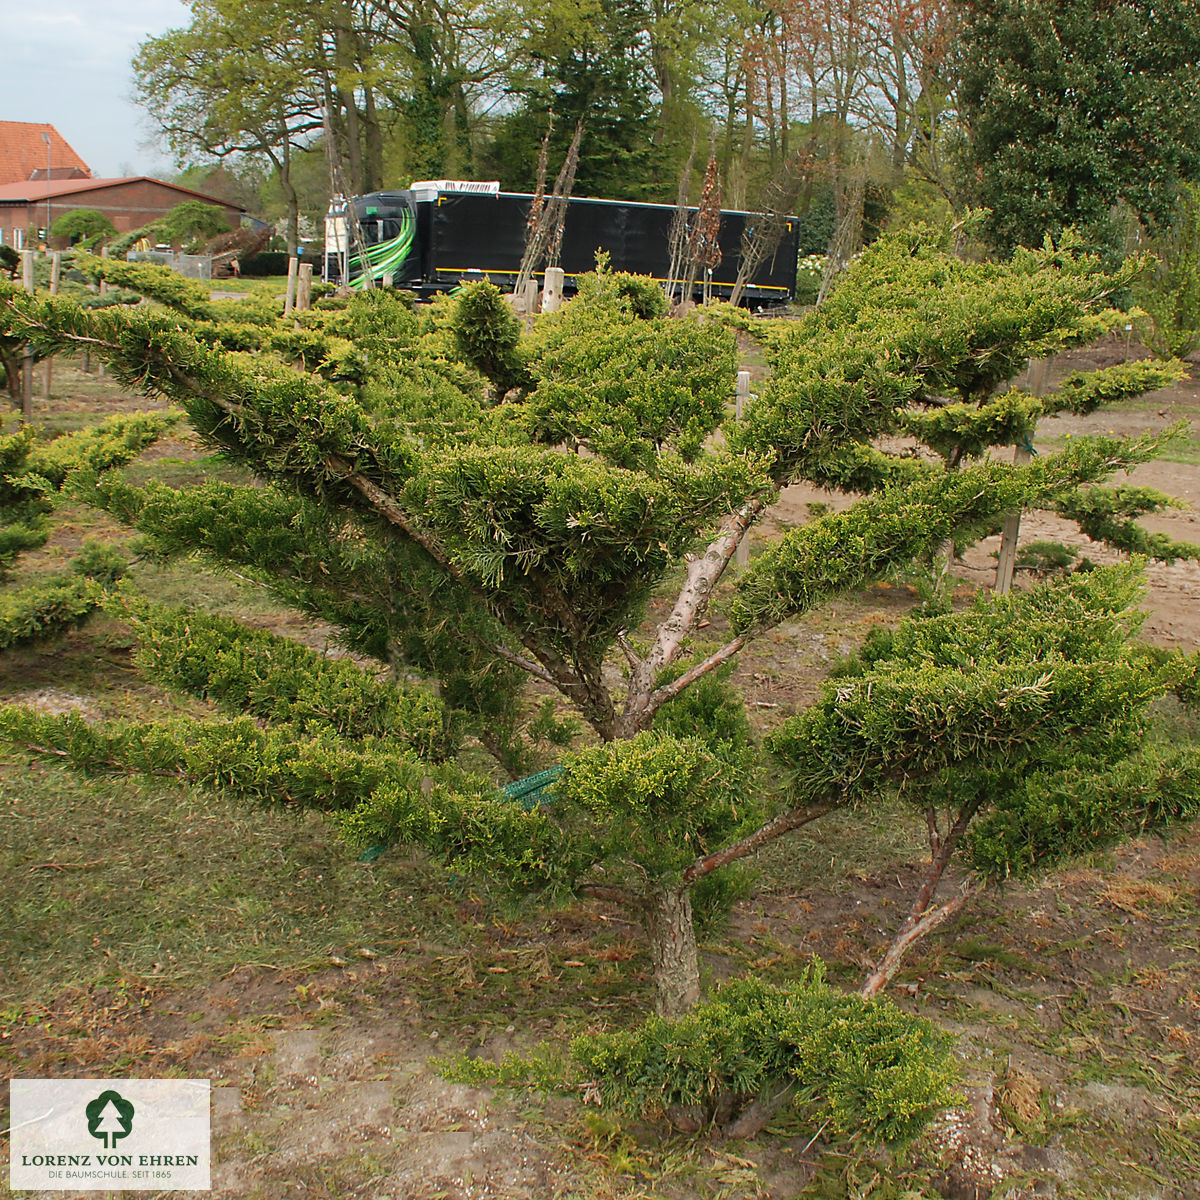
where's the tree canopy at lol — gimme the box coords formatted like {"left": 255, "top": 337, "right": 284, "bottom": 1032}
{"left": 956, "top": 0, "right": 1200, "bottom": 254}
{"left": 49, "top": 209, "right": 117, "bottom": 244}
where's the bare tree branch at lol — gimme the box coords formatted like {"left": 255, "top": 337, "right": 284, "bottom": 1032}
{"left": 491, "top": 643, "right": 556, "bottom": 685}
{"left": 683, "top": 801, "right": 835, "bottom": 883}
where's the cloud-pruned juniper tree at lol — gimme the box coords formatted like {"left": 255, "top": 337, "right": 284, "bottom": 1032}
{"left": 1, "top": 230, "right": 1196, "bottom": 1017}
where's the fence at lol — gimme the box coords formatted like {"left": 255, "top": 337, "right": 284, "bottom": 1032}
{"left": 127, "top": 251, "right": 212, "bottom": 280}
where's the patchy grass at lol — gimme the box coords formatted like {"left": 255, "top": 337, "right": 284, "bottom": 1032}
{"left": 0, "top": 757, "right": 474, "bottom": 1013}
{"left": 207, "top": 275, "right": 290, "bottom": 299}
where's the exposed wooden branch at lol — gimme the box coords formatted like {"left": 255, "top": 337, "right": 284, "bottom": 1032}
{"left": 616, "top": 631, "right": 642, "bottom": 672}
{"left": 329, "top": 455, "right": 456, "bottom": 570}
{"left": 860, "top": 797, "right": 982, "bottom": 996}
{"left": 860, "top": 881, "right": 984, "bottom": 997}
{"left": 647, "top": 635, "right": 746, "bottom": 709}
{"left": 491, "top": 643, "right": 556, "bottom": 685}
{"left": 682, "top": 801, "right": 834, "bottom": 883}
{"left": 621, "top": 497, "right": 763, "bottom": 734}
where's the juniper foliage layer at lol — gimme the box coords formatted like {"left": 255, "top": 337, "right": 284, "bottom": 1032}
{"left": 0, "top": 411, "right": 174, "bottom": 646}
{"left": 2, "top": 234, "right": 1196, "bottom": 1019}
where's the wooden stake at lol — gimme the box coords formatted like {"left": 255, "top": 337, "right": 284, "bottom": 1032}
{"left": 995, "top": 356, "right": 1050, "bottom": 593}
{"left": 97, "top": 246, "right": 108, "bottom": 377}
{"left": 523, "top": 278, "right": 539, "bottom": 327}
{"left": 43, "top": 252, "right": 61, "bottom": 399}
{"left": 297, "top": 262, "right": 313, "bottom": 311}
{"left": 284, "top": 256, "right": 298, "bottom": 315}
{"left": 735, "top": 370, "right": 752, "bottom": 567}
{"left": 994, "top": 446, "right": 1032, "bottom": 594}
{"left": 542, "top": 266, "right": 564, "bottom": 313}
{"left": 20, "top": 250, "right": 35, "bottom": 422}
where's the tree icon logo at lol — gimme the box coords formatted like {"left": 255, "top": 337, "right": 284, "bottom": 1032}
{"left": 85, "top": 1089, "right": 135, "bottom": 1148}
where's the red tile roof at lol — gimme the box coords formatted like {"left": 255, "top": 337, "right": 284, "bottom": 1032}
{"left": 0, "top": 122, "right": 91, "bottom": 186}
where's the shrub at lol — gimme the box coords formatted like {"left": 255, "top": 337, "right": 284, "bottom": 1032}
{"left": 0, "top": 576, "right": 105, "bottom": 650}
{"left": 1135, "top": 184, "right": 1200, "bottom": 359}
{"left": 451, "top": 281, "right": 531, "bottom": 396}
{"left": 115, "top": 599, "right": 455, "bottom": 759}
{"left": 71, "top": 252, "right": 212, "bottom": 319}
{"left": 795, "top": 254, "right": 826, "bottom": 306}
{"left": 240, "top": 251, "right": 292, "bottom": 276}
{"left": 156, "top": 200, "right": 231, "bottom": 250}
{"left": 571, "top": 966, "right": 960, "bottom": 1144}
{"left": 968, "top": 743, "right": 1200, "bottom": 877}
{"left": 50, "top": 209, "right": 116, "bottom": 244}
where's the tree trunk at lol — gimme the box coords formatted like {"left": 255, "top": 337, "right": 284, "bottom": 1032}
{"left": 334, "top": 23, "right": 364, "bottom": 196}
{"left": 278, "top": 141, "right": 300, "bottom": 256}
{"left": 644, "top": 884, "right": 701, "bottom": 1018}
{"left": 342, "top": 87, "right": 364, "bottom": 196}
{"left": 363, "top": 81, "right": 384, "bottom": 192}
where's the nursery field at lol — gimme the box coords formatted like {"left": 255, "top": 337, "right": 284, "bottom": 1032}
{"left": 1, "top": 345, "right": 1197, "bottom": 1200}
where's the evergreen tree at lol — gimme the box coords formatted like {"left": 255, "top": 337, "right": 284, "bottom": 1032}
{"left": 483, "top": 0, "right": 664, "bottom": 197}
{"left": 956, "top": 0, "right": 1200, "bottom": 255}
{"left": 49, "top": 210, "right": 117, "bottom": 245}
{"left": 2, "top": 235, "right": 1196, "bottom": 1017}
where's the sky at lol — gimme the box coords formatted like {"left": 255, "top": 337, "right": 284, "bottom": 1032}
{"left": 5, "top": 0, "right": 192, "bottom": 178}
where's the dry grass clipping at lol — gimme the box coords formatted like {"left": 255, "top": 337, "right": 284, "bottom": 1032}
{"left": 1098, "top": 879, "right": 1178, "bottom": 913}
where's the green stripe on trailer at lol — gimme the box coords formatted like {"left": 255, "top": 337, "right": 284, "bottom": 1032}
{"left": 349, "top": 210, "right": 415, "bottom": 288}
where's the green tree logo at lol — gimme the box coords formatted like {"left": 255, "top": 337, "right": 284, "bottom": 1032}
{"left": 85, "top": 1090, "right": 135, "bottom": 1149}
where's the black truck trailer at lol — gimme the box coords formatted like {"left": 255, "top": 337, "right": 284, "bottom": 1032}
{"left": 323, "top": 180, "right": 800, "bottom": 305}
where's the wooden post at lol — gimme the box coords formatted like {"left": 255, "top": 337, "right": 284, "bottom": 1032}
{"left": 284, "top": 256, "right": 299, "bottom": 315}
{"left": 96, "top": 247, "right": 109, "bottom": 377}
{"left": 1024, "top": 356, "right": 1050, "bottom": 398}
{"left": 542, "top": 266, "right": 564, "bottom": 313}
{"left": 297, "top": 262, "right": 313, "bottom": 311}
{"left": 523, "top": 278, "right": 539, "bottom": 324}
{"left": 994, "top": 446, "right": 1032, "bottom": 594}
{"left": 735, "top": 370, "right": 752, "bottom": 567}
{"left": 995, "top": 356, "right": 1050, "bottom": 593}
{"left": 20, "top": 251, "right": 35, "bottom": 422}
{"left": 42, "top": 252, "right": 61, "bottom": 399}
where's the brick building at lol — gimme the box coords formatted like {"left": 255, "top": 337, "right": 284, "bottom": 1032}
{"left": 0, "top": 121, "right": 245, "bottom": 248}
{"left": 0, "top": 176, "right": 246, "bottom": 248}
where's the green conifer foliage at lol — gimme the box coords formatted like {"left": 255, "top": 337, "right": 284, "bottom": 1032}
{"left": 2, "top": 233, "right": 1196, "bottom": 1019}
{"left": 0, "top": 412, "right": 174, "bottom": 647}
{"left": 571, "top": 968, "right": 960, "bottom": 1144}
{"left": 71, "top": 252, "right": 213, "bottom": 320}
